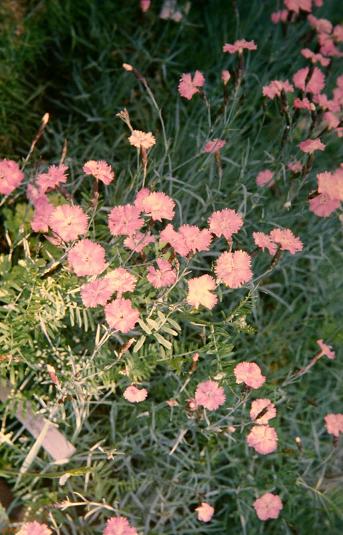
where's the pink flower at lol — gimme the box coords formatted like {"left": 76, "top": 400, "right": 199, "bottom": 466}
{"left": 80, "top": 278, "right": 113, "bottom": 308}
{"left": 301, "top": 48, "right": 330, "bottom": 67}
{"left": 123, "top": 385, "right": 148, "bottom": 403}
{"left": 83, "top": 160, "right": 115, "bottom": 185}
{"left": 223, "top": 39, "right": 257, "bottom": 54}
{"left": 324, "top": 414, "right": 343, "bottom": 437}
{"left": 250, "top": 399, "right": 277, "bottom": 425}
{"left": 221, "top": 70, "right": 231, "bottom": 85}
{"left": 103, "top": 516, "right": 138, "bottom": 535}
{"left": 49, "top": 204, "right": 88, "bottom": 242}
{"left": 105, "top": 268, "right": 137, "bottom": 296}
{"left": 187, "top": 274, "right": 218, "bottom": 310}
{"left": 16, "top": 522, "right": 52, "bottom": 535}
{"left": 160, "top": 224, "right": 212, "bottom": 257}
{"left": 68, "top": 239, "right": 107, "bottom": 276}
{"left": 208, "top": 208, "right": 243, "bottom": 241}
{"left": 31, "top": 197, "right": 55, "bottom": 233}
{"left": 307, "top": 15, "right": 332, "bottom": 34}
{"left": 215, "top": 250, "right": 253, "bottom": 288}
{"left": 271, "top": 10, "right": 289, "bottom": 24}
{"left": 253, "top": 232, "right": 277, "bottom": 255}
{"left": 293, "top": 97, "right": 315, "bottom": 111}
{"left": 134, "top": 188, "right": 150, "bottom": 210}
{"left": 0, "top": 159, "right": 25, "bottom": 195}
{"left": 108, "top": 204, "right": 144, "bottom": 237}
{"left": 262, "top": 80, "right": 293, "bottom": 100}
{"left": 139, "top": 191, "right": 175, "bottom": 221}
{"left": 178, "top": 71, "right": 205, "bottom": 100}
{"left": 128, "top": 130, "right": 156, "bottom": 150}
{"left": 203, "top": 139, "right": 226, "bottom": 153}
{"left": 124, "top": 232, "right": 154, "bottom": 253}
{"left": 317, "top": 339, "right": 335, "bottom": 360}
{"left": 333, "top": 24, "right": 343, "bottom": 42}
{"left": 195, "top": 380, "right": 226, "bottom": 410}
{"left": 313, "top": 94, "right": 339, "bottom": 112}
{"left": 299, "top": 138, "right": 326, "bottom": 154}
{"left": 37, "top": 164, "right": 68, "bottom": 193}
{"left": 269, "top": 228, "right": 303, "bottom": 254}
{"left": 284, "top": 0, "right": 312, "bottom": 13}
{"left": 309, "top": 193, "right": 340, "bottom": 217}
{"left": 195, "top": 502, "right": 214, "bottom": 522}
{"left": 293, "top": 67, "right": 325, "bottom": 94}
{"left": 253, "top": 493, "right": 283, "bottom": 521}
{"left": 287, "top": 161, "right": 303, "bottom": 173}
{"left": 140, "top": 0, "right": 151, "bottom": 13}
{"left": 317, "top": 169, "right": 343, "bottom": 201}
{"left": 256, "top": 170, "right": 274, "bottom": 187}
{"left": 147, "top": 258, "right": 177, "bottom": 288}
{"left": 234, "top": 362, "right": 266, "bottom": 389}
{"left": 246, "top": 425, "right": 278, "bottom": 454}
{"left": 160, "top": 224, "right": 187, "bottom": 255}
{"left": 318, "top": 33, "right": 343, "bottom": 58}
{"left": 105, "top": 298, "right": 139, "bottom": 333}
{"left": 323, "top": 112, "right": 340, "bottom": 130}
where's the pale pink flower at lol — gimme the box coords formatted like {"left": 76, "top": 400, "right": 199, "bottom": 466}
{"left": 247, "top": 425, "right": 278, "bottom": 455}
{"left": 105, "top": 268, "right": 137, "bottom": 296}
{"left": 134, "top": 188, "right": 150, "bottom": 210}
{"left": 195, "top": 380, "right": 225, "bottom": 410}
{"left": 262, "top": 80, "right": 294, "bottom": 99}
{"left": 301, "top": 48, "right": 330, "bottom": 67}
{"left": 103, "top": 516, "right": 138, "bottom": 535}
{"left": 147, "top": 258, "right": 177, "bottom": 288}
{"left": 178, "top": 224, "right": 212, "bottom": 254}
{"left": 221, "top": 70, "right": 231, "bottom": 85}
{"left": 250, "top": 399, "right": 277, "bottom": 425}
{"left": 324, "top": 414, "right": 343, "bottom": 437}
{"left": 223, "top": 39, "right": 257, "bottom": 54}
{"left": 31, "top": 197, "right": 55, "bottom": 233}
{"left": 49, "top": 204, "right": 88, "bottom": 242}
{"left": 140, "top": 0, "right": 151, "bottom": 13}
{"left": 287, "top": 161, "right": 303, "bottom": 173}
{"left": 160, "top": 224, "right": 188, "bottom": 256}
{"left": 83, "top": 160, "right": 115, "bottom": 185}
{"left": 309, "top": 193, "right": 340, "bottom": 217}
{"left": 323, "top": 112, "right": 340, "bottom": 130}
{"left": 307, "top": 15, "right": 332, "bottom": 34}
{"left": 284, "top": 0, "right": 312, "bottom": 13}
{"left": 319, "top": 34, "right": 343, "bottom": 58}
{"left": 208, "top": 208, "right": 243, "bottom": 241}
{"left": 0, "top": 159, "right": 25, "bottom": 195}
{"left": 37, "top": 164, "right": 68, "bottom": 193}
{"left": 27, "top": 183, "right": 45, "bottom": 203}
{"left": 215, "top": 250, "right": 253, "bottom": 288}
{"left": 105, "top": 298, "right": 139, "bottom": 333}
{"left": 313, "top": 94, "right": 340, "bottom": 112}
{"left": 178, "top": 71, "right": 205, "bottom": 100}
{"left": 293, "top": 67, "right": 325, "bottom": 94}
{"left": 298, "top": 138, "right": 326, "bottom": 153}
{"left": 140, "top": 191, "right": 175, "bottom": 221}
{"left": 269, "top": 228, "right": 303, "bottom": 254}
{"left": 68, "top": 239, "right": 107, "bottom": 276}
{"left": 108, "top": 204, "right": 144, "bottom": 236}
{"left": 253, "top": 232, "right": 277, "bottom": 255}
{"left": 123, "top": 385, "right": 148, "bottom": 403}
{"left": 253, "top": 493, "right": 283, "bottom": 521}
{"left": 187, "top": 274, "right": 218, "bottom": 310}
{"left": 293, "top": 97, "right": 315, "bottom": 111}
{"left": 234, "top": 362, "right": 266, "bottom": 389}
{"left": 271, "top": 10, "right": 289, "bottom": 24}
{"left": 333, "top": 24, "right": 343, "bottom": 42}
{"left": 124, "top": 232, "right": 154, "bottom": 253}
{"left": 317, "top": 339, "right": 335, "bottom": 359}
{"left": 317, "top": 169, "right": 343, "bottom": 201}
{"left": 195, "top": 502, "right": 214, "bottom": 522}
{"left": 128, "top": 130, "right": 156, "bottom": 150}
{"left": 80, "top": 278, "right": 113, "bottom": 308}
{"left": 16, "top": 522, "right": 52, "bottom": 535}
{"left": 203, "top": 139, "right": 226, "bottom": 153}
{"left": 256, "top": 170, "right": 274, "bottom": 187}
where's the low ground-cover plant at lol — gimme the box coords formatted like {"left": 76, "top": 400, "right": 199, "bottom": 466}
{"left": 0, "top": 0, "right": 342, "bottom": 534}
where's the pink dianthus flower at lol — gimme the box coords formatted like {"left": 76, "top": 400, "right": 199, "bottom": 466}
{"left": 16, "top": 522, "right": 52, "bottom": 535}
{"left": 324, "top": 414, "right": 343, "bottom": 437}
{"left": 256, "top": 169, "right": 274, "bottom": 187}
{"left": 253, "top": 493, "right": 283, "bottom": 521}
{"left": 187, "top": 274, "right": 218, "bottom": 310}
{"left": 221, "top": 70, "right": 231, "bottom": 84}
{"left": 246, "top": 425, "right": 278, "bottom": 454}
{"left": 284, "top": 0, "right": 312, "bottom": 13}
{"left": 105, "top": 268, "right": 137, "bottom": 296}
{"left": 293, "top": 97, "right": 315, "bottom": 111}
{"left": 298, "top": 138, "right": 326, "bottom": 153}
{"left": 301, "top": 48, "right": 330, "bottom": 67}
{"left": 234, "top": 362, "right": 266, "bottom": 389}
{"left": 68, "top": 239, "right": 107, "bottom": 276}
{"left": 208, "top": 208, "right": 243, "bottom": 241}
{"left": 269, "top": 228, "right": 303, "bottom": 254}
{"left": 317, "top": 169, "right": 343, "bottom": 201}
{"left": 250, "top": 399, "right": 277, "bottom": 424}
{"left": 223, "top": 39, "right": 257, "bottom": 54}
{"left": 103, "top": 516, "right": 138, "bottom": 535}
{"left": 215, "top": 250, "right": 253, "bottom": 288}
{"left": 36, "top": 164, "right": 68, "bottom": 193}
{"left": 195, "top": 380, "right": 226, "bottom": 410}
{"left": 262, "top": 80, "right": 293, "bottom": 99}
{"left": 309, "top": 193, "right": 340, "bottom": 217}
{"left": 140, "top": 191, "right": 175, "bottom": 221}
{"left": 307, "top": 15, "right": 332, "bottom": 34}
{"left": 317, "top": 339, "right": 335, "bottom": 359}
{"left": 0, "top": 159, "right": 25, "bottom": 195}
{"left": 287, "top": 160, "right": 303, "bottom": 173}
{"left": 147, "top": 258, "right": 177, "bottom": 288}
{"left": 178, "top": 224, "right": 212, "bottom": 254}
{"left": 195, "top": 502, "right": 214, "bottom": 522}
{"left": 271, "top": 10, "right": 289, "bottom": 24}
{"left": 49, "top": 204, "right": 89, "bottom": 242}
{"left": 31, "top": 197, "right": 55, "bottom": 233}
{"left": 178, "top": 71, "right": 205, "bottom": 100}
{"left": 83, "top": 160, "right": 115, "bottom": 185}
{"left": 203, "top": 139, "right": 226, "bottom": 153}
{"left": 80, "top": 278, "right": 113, "bottom": 308}
{"left": 123, "top": 385, "right": 148, "bottom": 403}
{"left": 105, "top": 298, "right": 139, "bottom": 333}
{"left": 253, "top": 231, "right": 277, "bottom": 255}
{"left": 108, "top": 204, "right": 144, "bottom": 237}
{"left": 124, "top": 232, "right": 154, "bottom": 253}
{"left": 293, "top": 67, "right": 325, "bottom": 94}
